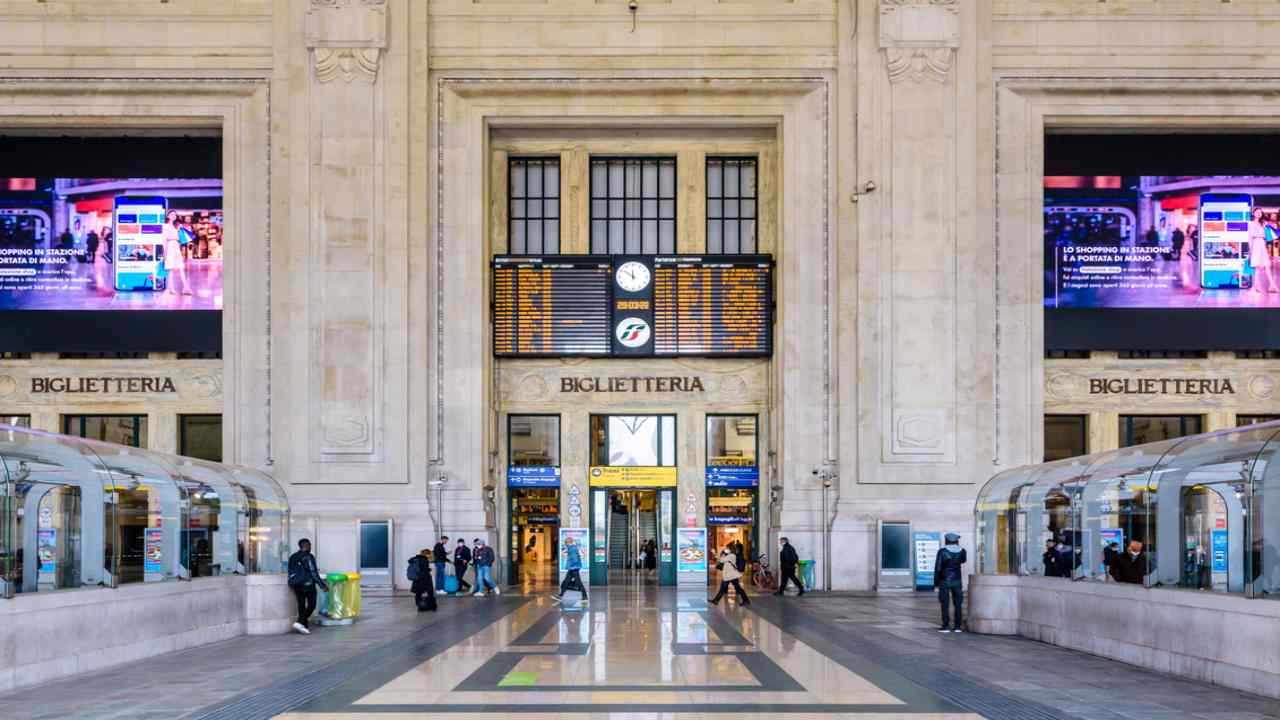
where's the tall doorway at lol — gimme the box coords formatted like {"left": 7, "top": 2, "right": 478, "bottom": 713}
{"left": 506, "top": 414, "right": 561, "bottom": 589}
{"left": 604, "top": 489, "right": 659, "bottom": 584}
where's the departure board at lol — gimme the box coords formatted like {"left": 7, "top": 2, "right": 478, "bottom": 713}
{"left": 493, "top": 256, "right": 612, "bottom": 356}
{"left": 652, "top": 256, "right": 773, "bottom": 356}
{"left": 492, "top": 254, "right": 773, "bottom": 358}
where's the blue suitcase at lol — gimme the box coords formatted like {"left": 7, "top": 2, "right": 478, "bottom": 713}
{"left": 444, "top": 574, "right": 459, "bottom": 593}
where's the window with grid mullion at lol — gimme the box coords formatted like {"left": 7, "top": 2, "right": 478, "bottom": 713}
{"left": 509, "top": 158, "right": 560, "bottom": 254}
{"left": 706, "top": 157, "right": 757, "bottom": 254}
{"left": 591, "top": 158, "right": 676, "bottom": 255}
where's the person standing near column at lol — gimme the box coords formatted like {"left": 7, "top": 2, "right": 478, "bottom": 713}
{"left": 932, "top": 533, "right": 966, "bottom": 633}
{"left": 774, "top": 537, "right": 805, "bottom": 596}
{"left": 472, "top": 538, "right": 499, "bottom": 597}
{"left": 453, "top": 538, "right": 473, "bottom": 595}
{"left": 432, "top": 535, "right": 449, "bottom": 594}
{"left": 287, "top": 539, "right": 328, "bottom": 635}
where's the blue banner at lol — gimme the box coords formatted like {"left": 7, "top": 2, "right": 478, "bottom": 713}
{"left": 706, "top": 466, "right": 759, "bottom": 487}
{"left": 708, "top": 515, "right": 751, "bottom": 525}
{"left": 508, "top": 466, "right": 561, "bottom": 487}
{"left": 1211, "top": 529, "right": 1228, "bottom": 573}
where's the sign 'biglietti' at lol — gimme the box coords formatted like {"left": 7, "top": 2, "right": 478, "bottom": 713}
{"left": 31, "top": 377, "right": 178, "bottom": 393}
{"left": 561, "top": 376, "right": 705, "bottom": 393}
{"left": 1089, "top": 378, "right": 1236, "bottom": 395}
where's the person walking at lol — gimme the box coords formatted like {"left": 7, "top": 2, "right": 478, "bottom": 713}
{"left": 453, "top": 538, "right": 473, "bottom": 594}
{"left": 933, "top": 533, "right": 966, "bottom": 633}
{"left": 407, "top": 548, "right": 437, "bottom": 612}
{"left": 1042, "top": 538, "right": 1065, "bottom": 577}
{"left": 709, "top": 547, "right": 750, "bottom": 606}
{"left": 287, "top": 539, "right": 329, "bottom": 635}
{"left": 775, "top": 537, "right": 804, "bottom": 596}
{"left": 472, "top": 538, "right": 499, "bottom": 596}
{"left": 432, "top": 536, "right": 449, "bottom": 593}
{"left": 558, "top": 535, "right": 588, "bottom": 602}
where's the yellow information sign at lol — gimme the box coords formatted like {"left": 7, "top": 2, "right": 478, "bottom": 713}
{"left": 588, "top": 466, "right": 679, "bottom": 487}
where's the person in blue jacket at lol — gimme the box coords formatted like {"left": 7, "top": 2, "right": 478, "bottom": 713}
{"left": 558, "top": 535, "right": 587, "bottom": 601}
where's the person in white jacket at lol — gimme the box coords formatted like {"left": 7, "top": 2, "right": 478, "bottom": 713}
{"left": 708, "top": 547, "right": 750, "bottom": 606}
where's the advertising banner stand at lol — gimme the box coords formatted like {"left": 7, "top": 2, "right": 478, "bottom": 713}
{"left": 912, "top": 531, "right": 941, "bottom": 591}
{"left": 559, "top": 527, "right": 589, "bottom": 587}
{"left": 676, "top": 527, "right": 708, "bottom": 588}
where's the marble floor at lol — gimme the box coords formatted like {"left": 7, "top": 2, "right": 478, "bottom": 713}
{"left": 275, "top": 588, "right": 980, "bottom": 719}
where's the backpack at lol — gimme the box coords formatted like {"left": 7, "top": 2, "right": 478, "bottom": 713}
{"left": 407, "top": 557, "right": 421, "bottom": 582}
{"left": 735, "top": 553, "right": 747, "bottom": 573}
{"left": 287, "top": 553, "right": 308, "bottom": 588}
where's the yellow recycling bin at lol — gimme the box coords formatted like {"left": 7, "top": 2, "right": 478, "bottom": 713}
{"left": 319, "top": 572, "right": 362, "bottom": 625}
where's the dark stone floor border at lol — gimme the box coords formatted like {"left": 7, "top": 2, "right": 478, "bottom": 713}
{"left": 747, "top": 597, "right": 1077, "bottom": 720}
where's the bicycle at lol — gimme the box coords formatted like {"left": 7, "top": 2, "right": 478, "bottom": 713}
{"left": 751, "top": 555, "right": 778, "bottom": 592}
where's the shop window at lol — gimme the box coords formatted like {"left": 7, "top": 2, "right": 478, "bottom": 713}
{"left": 358, "top": 520, "right": 391, "bottom": 585}
{"left": 1238, "top": 415, "right": 1280, "bottom": 427}
{"left": 1045, "top": 350, "right": 1089, "bottom": 359}
{"left": 509, "top": 158, "right": 561, "bottom": 254}
{"left": 177, "top": 351, "right": 222, "bottom": 360}
{"left": 179, "top": 414, "right": 222, "bottom": 463}
{"left": 508, "top": 415, "right": 560, "bottom": 468}
{"left": 706, "top": 415, "right": 757, "bottom": 468}
{"left": 1044, "top": 415, "right": 1087, "bottom": 461}
{"left": 706, "top": 158, "right": 757, "bottom": 254}
{"left": 0, "top": 352, "right": 31, "bottom": 360}
{"left": 2, "top": 415, "right": 30, "bottom": 428}
{"left": 1235, "top": 350, "right": 1280, "bottom": 359}
{"left": 1120, "top": 415, "right": 1202, "bottom": 448}
{"left": 62, "top": 415, "right": 147, "bottom": 448}
{"left": 590, "top": 414, "right": 676, "bottom": 466}
{"left": 590, "top": 157, "right": 676, "bottom": 255}
{"left": 58, "top": 352, "right": 148, "bottom": 360}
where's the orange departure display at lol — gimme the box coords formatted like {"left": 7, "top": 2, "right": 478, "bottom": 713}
{"left": 492, "top": 254, "right": 773, "bottom": 358}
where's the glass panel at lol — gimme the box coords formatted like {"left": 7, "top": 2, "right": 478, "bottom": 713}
{"left": 881, "top": 522, "right": 911, "bottom": 571}
{"left": 592, "top": 163, "right": 607, "bottom": 197}
{"left": 708, "top": 221, "right": 723, "bottom": 254}
{"left": 659, "top": 221, "right": 675, "bottom": 254}
{"left": 609, "top": 164, "right": 625, "bottom": 198}
{"left": 83, "top": 441, "right": 185, "bottom": 584}
{"left": 529, "top": 222, "right": 543, "bottom": 254}
{"left": 607, "top": 416, "right": 658, "bottom": 466}
{"left": 742, "top": 199, "right": 755, "bottom": 219}
{"left": 725, "top": 220, "right": 739, "bottom": 254}
{"left": 165, "top": 456, "right": 246, "bottom": 578}
{"left": 708, "top": 162, "right": 722, "bottom": 196}
{"left": 511, "top": 163, "right": 526, "bottom": 196}
{"left": 708, "top": 199, "right": 722, "bottom": 219}
{"left": 545, "top": 163, "right": 560, "bottom": 198}
{"left": 1250, "top": 426, "right": 1280, "bottom": 598}
{"left": 741, "top": 220, "right": 756, "bottom": 253}
{"left": 724, "top": 164, "right": 740, "bottom": 198}
{"left": 642, "top": 221, "right": 658, "bottom": 255}
{"left": 742, "top": 162, "right": 756, "bottom": 197}
{"left": 512, "top": 220, "right": 526, "bottom": 254}
{"left": 2, "top": 415, "right": 30, "bottom": 428}
{"left": 360, "top": 521, "right": 390, "bottom": 570}
{"left": 1044, "top": 415, "right": 1087, "bottom": 461}
{"left": 1239, "top": 415, "right": 1280, "bottom": 426}
{"left": 63, "top": 415, "right": 147, "bottom": 448}
{"left": 544, "top": 199, "right": 559, "bottom": 220}
{"left": 1122, "top": 415, "right": 1203, "bottom": 447}
{"left": 180, "top": 415, "right": 222, "bottom": 463}
{"left": 659, "top": 200, "right": 675, "bottom": 219}
{"left": 661, "top": 416, "right": 676, "bottom": 467}
{"left": 510, "top": 415, "right": 560, "bottom": 467}
{"left": 707, "top": 416, "right": 757, "bottom": 466}
{"left": 643, "top": 163, "right": 657, "bottom": 196}
{"left": 546, "top": 221, "right": 560, "bottom": 254}
{"left": 528, "top": 164, "right": 542, "bottom": 197}
{"left": 659, "top": 163, "right": 675, "bottom": 197}
{"left": 230, "top": 467, "right": 289, "bottom": 574}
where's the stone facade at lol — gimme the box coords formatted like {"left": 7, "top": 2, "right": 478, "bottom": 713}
{"left": 2, "top": 0, "right": 1279, "bottom": 591}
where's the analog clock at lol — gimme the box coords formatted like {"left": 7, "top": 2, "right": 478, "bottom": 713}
{"left": 615, "top": 261, "right": 652, "bottom": 292}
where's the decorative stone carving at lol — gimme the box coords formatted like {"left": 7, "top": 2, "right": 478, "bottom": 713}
{"left": 186, "top": 372, "right": 224, "bottom": 399}
{"left": 1248, "top": 375, "right": 1275, "bottom": 401}
{"left": 323, "top": 414, "right": 371, "bottom": 448}
{"left": 0, "top": 375, "right": 16, "bottom": 398}
{"left": 1046, "top": 372, "right": 1085, "bottom": 401}
{"left": 306, "top": 0, "right": 387, "bottom": 84}
{"left": 892, "top": 410, "right": 945, "bottom": 454}
{"left": 885, "top": 47, "right": 953, "bottom": 84}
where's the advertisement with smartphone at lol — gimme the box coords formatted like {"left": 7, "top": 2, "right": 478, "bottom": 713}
{"left": 0, "top": 178, "right": 223, "bottom": 310}
{"left": 1045, "top": 175, "right": 1280, "bottom": 308}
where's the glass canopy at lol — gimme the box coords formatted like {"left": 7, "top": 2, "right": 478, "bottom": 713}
{"left": 975, "top": 420, "right": 1280, "bottom": 598}
{"left": 0, "top": 424, "right": 289, "bottom": 597}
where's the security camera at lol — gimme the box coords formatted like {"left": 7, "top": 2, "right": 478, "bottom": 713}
{"left": 628, "top": 0, "right": 638, "bottom": 8}
{"left": 811, "top": 468, "right": 819, "bottom": 476}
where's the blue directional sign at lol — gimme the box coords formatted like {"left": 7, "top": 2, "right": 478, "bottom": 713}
{"left": 507, "top": 466, "right": 561, "bottom": 487}
{"left": 705, "top": 466, "right": 759, "bottom": 487}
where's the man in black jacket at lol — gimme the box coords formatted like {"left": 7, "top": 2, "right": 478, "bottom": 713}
{"left": 433, "top": 536, "right": 449, "bottom": 593}
{"left": 1109, "top": 540, "right": 1148, "bottom": 584}
{"left": 774, "top": 537, "right": 804, "bottom": 596}
{"left": 933, "top": 533, "right": 967, "bottom": 633}
{"left": 454, "top": 538, "right": 473, "bottom": 594}
{"left": 287, "top": 539, "right": 329, "bottom": 634}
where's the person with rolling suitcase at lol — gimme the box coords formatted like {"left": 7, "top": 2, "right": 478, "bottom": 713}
{"left": 407, "top": 548, "right": 437, "bottom": 612}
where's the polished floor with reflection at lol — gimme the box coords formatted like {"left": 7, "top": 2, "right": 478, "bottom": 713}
{"left": 277, "top": 586, "right": 980, "bottom": 718}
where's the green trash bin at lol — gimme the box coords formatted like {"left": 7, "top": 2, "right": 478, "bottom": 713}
{"left": 319, "top": 572, "right": 361, "bottom": 625}
{"left": 798, "top": 560, "right": 816, "bottom": 591}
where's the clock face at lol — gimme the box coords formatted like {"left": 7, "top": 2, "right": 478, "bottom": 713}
{"left": 615, "top": 261, "right": 652, "bottom": 292}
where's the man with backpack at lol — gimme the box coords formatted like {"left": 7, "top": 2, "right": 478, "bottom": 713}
{"left": 407, "top": 548, "right": 437, "bottom": 612}
{"left": 472, "top": 538, "right": 499, "bottom": 597}
{"left": 933, "top": 532, "right": 967, "bottom": 633}
{"left": 775, "top": 537, "right": 804, "bottom": 596}
{"left": 432, "top": 536, "right": 449, "bottom": 593}
{"left": 287, "top": 539, "right": 328, "bottom": 634}
{"left": 453, "top": 538, "right": 473, "bottom": 595}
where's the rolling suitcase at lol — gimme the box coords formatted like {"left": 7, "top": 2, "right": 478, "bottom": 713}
{"left": 444, "top": 567, "right": 460, "bottom": 594}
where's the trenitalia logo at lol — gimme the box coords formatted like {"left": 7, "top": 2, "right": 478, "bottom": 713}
{"left": 615, "top": 317, "right": 651, "bottom": 348}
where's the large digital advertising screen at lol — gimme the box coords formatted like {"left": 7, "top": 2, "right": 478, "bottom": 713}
{"left": 0, "top": 178, "right": 223, "bottom": 310}
{"left": 0, "top": 136, "right": 223, "bottom": 352}
{"left": 1044, "top": 134, "right": 1280, "bottom": 351}
{"left": 1045, "top": 176, "right": 1280, "bottom": 309}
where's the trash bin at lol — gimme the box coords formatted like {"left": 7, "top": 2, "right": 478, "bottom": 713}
{"left": 319, "top": 572, "right": 362, "bottom": 625}
{"left": 798, "top": 560, "right": 816, "bottom": 591}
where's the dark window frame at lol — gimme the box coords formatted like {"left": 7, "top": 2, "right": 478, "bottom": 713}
{"left": 589, "top": 156, "right": 677, "bottom": 255}
{"left": 179, "top": 413, "right": 223, "bottom": 462}
{"left": 705, "top": 157, "right": 758, "bottom": 254}
{"left": 507, "top": 413, "right": 562, "bottom": 468}
{"left": 508, "top": 157, "right": 561, "bottom": 255}
{"left": 1120, "top": 414, "right": 1203, "bottom": 448}
{"left": 62, "top": 414, "right": 147, "bottom": 448}
{"left": 1043, "top": 414, "right": 1087, "bottom": 462}
{"left": 0, "top": 414, "right": 31, "bottom": 428}
{"left": 1237, "top": 414, "right": 1280, "bottom": 427}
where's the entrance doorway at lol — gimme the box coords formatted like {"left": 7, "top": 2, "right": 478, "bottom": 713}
{"left": 603, "top": 489, "right": 659, "bottom": 584}
{"left": 509, "top": 488, "right": 559, "bottom": 590}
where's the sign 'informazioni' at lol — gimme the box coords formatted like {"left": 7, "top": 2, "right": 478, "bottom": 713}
{"left": 1089, "top": 378, "right": 1235, "bottom": 395}
{"left": 31, "top": 377, "right": 178, "bottom": 394}
{"left": 561, "top": 376, "right": 705, "bottom": 393}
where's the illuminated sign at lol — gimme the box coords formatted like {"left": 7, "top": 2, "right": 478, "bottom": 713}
{"left": 588, "top": 466, "right": 679, "bottom": 487}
